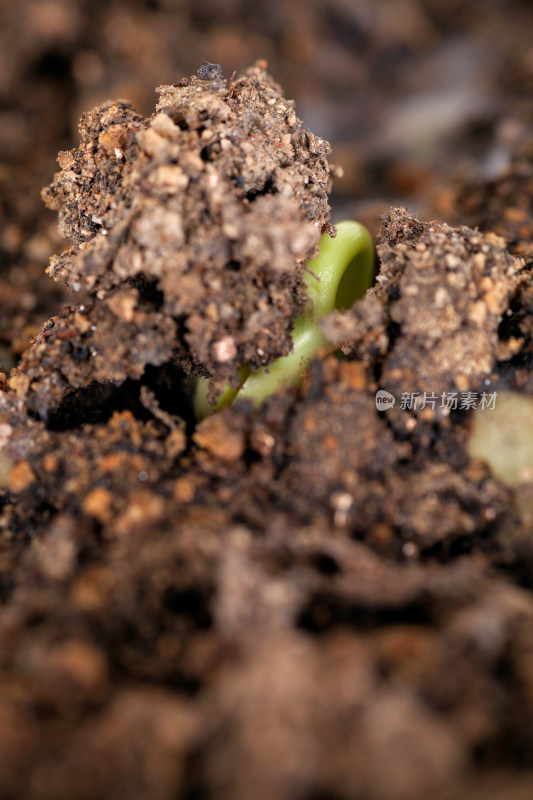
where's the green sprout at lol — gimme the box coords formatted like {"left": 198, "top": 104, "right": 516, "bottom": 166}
{"left": 194, "top": 220, "right": 374, "bottom": 419}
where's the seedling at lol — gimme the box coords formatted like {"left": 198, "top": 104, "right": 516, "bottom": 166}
{"left": 194, "top": 221, "right": 374, "bottom": 418}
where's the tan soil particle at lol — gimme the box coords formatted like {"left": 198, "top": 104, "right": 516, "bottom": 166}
{"left": 8, "top": 460, "right": 36, "bottom": 493}
{"left": 193, "top": 410, "right": 246, "bottom": 462}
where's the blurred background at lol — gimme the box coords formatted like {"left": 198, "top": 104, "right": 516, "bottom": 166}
{"left": 1, "top": 0, "right": 533, "bottom": 363}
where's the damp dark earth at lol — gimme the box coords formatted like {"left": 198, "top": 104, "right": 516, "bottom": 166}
{"left": 1, "top": 3, "right": 533, "bottom": 799}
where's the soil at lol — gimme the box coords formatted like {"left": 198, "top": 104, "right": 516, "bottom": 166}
{"left": 1, "top": 3, "right": 533, "bottom": 799}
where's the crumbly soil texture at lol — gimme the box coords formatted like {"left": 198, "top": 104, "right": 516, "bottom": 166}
{"left": 1, "top": 58, "right": 533, "bottom": 800}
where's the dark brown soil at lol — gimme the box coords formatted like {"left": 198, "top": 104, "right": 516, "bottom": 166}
{"left": 2, "top": 3, "right": 533, "bottom": 800}
{"left": 38, "top": 63, "right": 332, "bottom": 403}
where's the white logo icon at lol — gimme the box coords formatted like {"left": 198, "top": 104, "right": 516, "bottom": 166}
{"left": 375, "top": 389, "right": 395, "bottom": 411}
